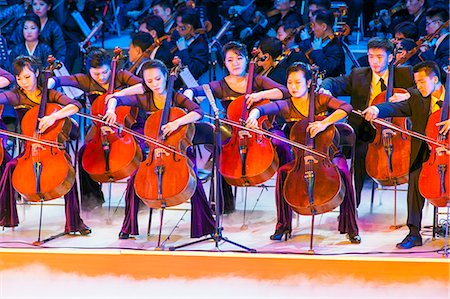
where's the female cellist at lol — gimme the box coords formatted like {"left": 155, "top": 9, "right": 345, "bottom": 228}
{"left": 183, "top": 41, "right": 292, "bottom": 213}
{"left": 246, "top": 62, "right": 360, "bottom": 243}
{"left": 0, "top": 56, "right": 90, "bottom": 234}
{"left": 47, "top": 47, "right": 142, "bottom": 211}
{"left": 104, "top": 59, "right": 215, "bottom": 240}
{"left": 0, "top": 67, "right": 15, "bottom": 227}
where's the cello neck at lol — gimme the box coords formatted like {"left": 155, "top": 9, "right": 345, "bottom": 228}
{"left": 241, "top": 59, "right": 256, "bottom": 121}
{"left": 158, "top": 65, "right": 180, "bottom": 141}
{"left": 307, "top": 66, "right": 319, "bottom": 148}
{"left": 108, "top": 48, "right": 123, "bottom": 95}
{"left": 385, "top": 59, "right": 395, "bottom": 101}
{"left": 36, "top": 56, "right": 62, "bottom": 132}
{"left": 441, "top": 65, "right": 450, "bottom": 123}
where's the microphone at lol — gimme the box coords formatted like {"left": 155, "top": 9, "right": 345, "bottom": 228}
{"left": 79, "top": 21, "right": 104, "bottom": 53}
{"left": 209, "top": 20, "right": 233, "bottom": 49}
{"left": 202, "top": 84, "right": 219, "bottom": 117}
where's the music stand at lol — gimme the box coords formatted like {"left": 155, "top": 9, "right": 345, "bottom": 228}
{"left": 169, "top": 93, "right": 256, "bottom": 253}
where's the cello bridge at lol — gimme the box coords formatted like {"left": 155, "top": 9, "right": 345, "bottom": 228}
{"left": 100, "top": 125, "right": 114, "bottom": 135}
{"left": 238, "top": 130, "right": 252, "bottom": 139}
{"left": 436, "top": 146, "right": 450, "bottom": 156}
{"left": 154, "top": 148, "right": 171, "bottom": 158}
{"left": 381, "top": 128, "right": 395, "bottom": 138}
{"left": 304, "top": 155, "right": 318, "bottom": 165}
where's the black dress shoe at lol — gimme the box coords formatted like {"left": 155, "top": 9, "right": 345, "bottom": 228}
{"left": 79, "top": 227, "right": 92, "bottom": 236}
{"left": 396, "top": 234, "right": 422, "bottom": 249}
{"left": 270, "top": 228, "right": 291, "bottom": 241}
{"left": 347, "top": 233, "right": 361, "bottom": 244}
{"left": 119, "top": 232, "right": 130, "bottom": 239}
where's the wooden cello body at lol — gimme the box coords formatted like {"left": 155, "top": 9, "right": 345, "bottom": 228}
{"left": 283, "top": 83, "right": 344, "bottom": 215}
{"left": 365, "top": 63, "right": 411, "bottom": 186}
{"left": 219, "top": 57, "right": 278, "bottom": 186}
{"left": 12, "top": 58, "right": 75, "bottom": 201}
{"left": 418, "top": 66, "right": 450, "bottom": 207}
{"left": 134, "top": 65, "right": 196, "bottom": 208}
{"left": 82, "top": 48, "right": 142, "bottom": 182}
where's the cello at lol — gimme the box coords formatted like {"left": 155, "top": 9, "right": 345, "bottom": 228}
{"left": 419, "top": 66, "right": 450, "bottom": 207}
{"left": 133, "top": 63, "right": 196, "bottom": 209}
{"left": 365, "top": 55, "right": 411, "bottom": 186}
{"left": 219, "top": 55, "right": 279, "bottom": 186}
{"left": 12, "top": 57, "right": 75, "bottom": 201}
{"left": 283, "top": 66, "right": 344, "bottom": 216}
{"left": 82, "top": 47, "right": 142, "bottom": 182}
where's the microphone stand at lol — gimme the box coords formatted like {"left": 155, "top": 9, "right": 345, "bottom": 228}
{"left": 169, "top": 87, "right": 256, "bottom": 253}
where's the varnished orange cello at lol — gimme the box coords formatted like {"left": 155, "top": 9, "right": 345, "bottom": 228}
{"left": 219, "top": 55, "right": 279, "bottom": 186}
{"left": 366, "top": 55, "right": 411, "bottom": 186}
{"left": 82, "top": 47, "right": 142, "bottom": 182}
{"left": 133, "top": 63, "right": 196, "bottom": 247}
{"left": 419, "top": 66, "right": 450, "bottom": 207}
{"left": 283, "top": 66, "right": 344, "bottom": 253}
{"left": 12, "top": 57, "right": 75, "bottom": 202}
{"left": 0, "top": 105, "right": 5, "bottom": 164}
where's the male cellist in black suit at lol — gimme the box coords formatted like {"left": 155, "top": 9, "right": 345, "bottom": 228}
{"left": 319, "top": 37, "right": 415, "bottom": 207}
{"left": 362, "top": 61, "right": 449, "bottom": 249}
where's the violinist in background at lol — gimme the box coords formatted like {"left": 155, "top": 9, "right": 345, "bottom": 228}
{"left": 299, "top": 9, "right": 346, "bottom": 78}
{"left": 380, "top": 0, "right": 427, "bottom": 37}
{"left": 246, "top": 62, "right": 361, "bottom": 243}
{"left": 255, "top": 37, "right": 284, "bottom": 83}
{"left": 103, "top": 59, "right": 215, "bottom": 240}
{"left": 362, "top": 61, "right": 449, "bottom": 249}
{"left": 319, "top": 37, "right": 415, "bottom": 207}
{"left": 152, "top": 0, "right": 177, "bottom": 35}
{"left": 307, "top": 0, "right": 330, "bottom": 22}
{"left": 183, "top": 41, "right": 292, "bottom": 214}
{"left": 395, "top": 38, "right": 420, "bottom": 66}
{"left": 218, "top": 0, "right": 256, "bottom": 43}
{"left": 138, "top": 15, "right": 175, "bottom": 69}
{"left": 276, "top": 21, "right": 306, "bottom": 79}
{"left": 172, "top": 7, "right": 209, "bottom": 80}
{"left": 239, "top": 0, "right": 303, "bottom": 48}
{"left": 393, "top": 21, "right": 420, "bottom": 42}
{"left": 0, "top": 56, "right": 91, "bottom": 235}
{"left": 127, "top": 32, "right": 154, "bottom": 76}
{"left": 47, "top": 47, "right": 142, "bottom": 211}
{"left": 418, "top": 7, "right": 449, "bottom": 80}
{"left": 267, "top": 0, "right": 303, "bottom": 30}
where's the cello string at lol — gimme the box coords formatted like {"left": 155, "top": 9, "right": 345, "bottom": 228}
{"left": 76, "top": 112, "right": 185, "bottom": 157}
{"left": 203, "top": 114, "right": 329, "bottom": 160}
{"left": 352, "top": 110, "right": 449, "bottom": 149}
{"left": 0, "top": 129, "right": 64, "bottom": 149}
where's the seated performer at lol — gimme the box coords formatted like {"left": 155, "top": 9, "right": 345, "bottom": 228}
{"left": 246, "top": 62, "right": 361, "bottom": 243}
{"left": 47, "top": 47, "right": 142, "bottom": 211}
{"left": 362, "top": 61, "right": 449, "bottom": 249}
{"left": 299, "top": 9, "right": 346, "bottom": 78}
{"left": 183, "top": 41, "right": 293, "bottom": 214}
{"left": 0, "top": 56, "right": 90, "bottom": 235}
{"left": 128, "top": 31, "right": 154, "bottom": 76}
{"left": 104, "top": 59, "right": 215, "bottom": 240}
{"left": 138, "top": 14, "right": 175, "bottom": 69}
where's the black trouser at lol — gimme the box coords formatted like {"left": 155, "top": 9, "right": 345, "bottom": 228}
{"left": 354, "top": 141, "right": 369, "bottom": 207}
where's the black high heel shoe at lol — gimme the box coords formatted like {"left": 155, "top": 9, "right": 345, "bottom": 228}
{"left": 270, "top": 228, "right": 291, "bottom": 241}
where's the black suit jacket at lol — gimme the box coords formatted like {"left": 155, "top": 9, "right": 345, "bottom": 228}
{"left": 376, "top": 88, "right": 431, "bottom": 170}
{"left": 320, "top": 66, "right": 415, "bottom": 141}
